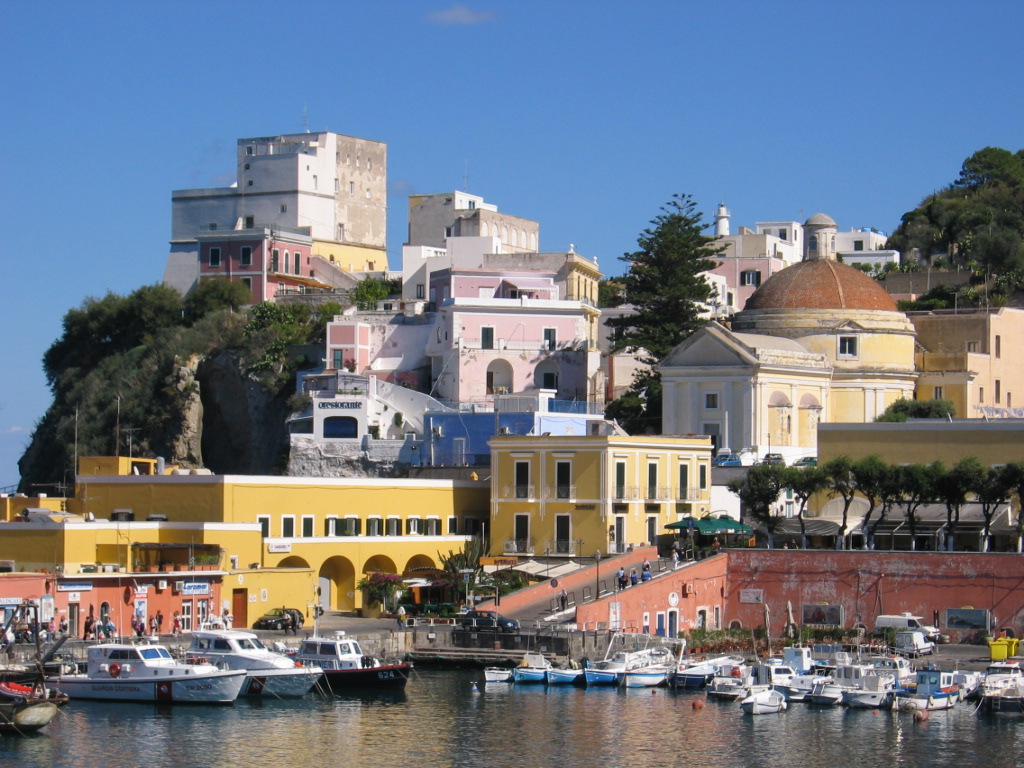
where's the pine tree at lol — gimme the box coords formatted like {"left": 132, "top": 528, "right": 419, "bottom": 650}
{"left": 605, "top": 194, "right": 723, "bottom": 433}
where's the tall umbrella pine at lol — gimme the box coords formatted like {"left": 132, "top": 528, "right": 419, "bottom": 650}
{"left": 605, "top": 195, "right": 724, "bottom": 434}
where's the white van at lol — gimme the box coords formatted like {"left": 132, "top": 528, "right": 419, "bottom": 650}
{"left": 895, "top": 630, "right": 936, "bottom": 657}
{"left": 874, "top": 613, "right": 940, "bottom": 640}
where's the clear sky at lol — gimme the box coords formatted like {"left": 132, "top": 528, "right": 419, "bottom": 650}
{"left": 2, "top": 0, "right": 1022, "bottom": 488}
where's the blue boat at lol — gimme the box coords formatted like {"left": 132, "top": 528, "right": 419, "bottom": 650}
{"left": 512, "top": 653, "right": 552, "bottom": 684}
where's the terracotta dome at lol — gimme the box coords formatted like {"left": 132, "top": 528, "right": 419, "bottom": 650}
{"left": 745, "top": 259, "right": 898, "bottom": 312}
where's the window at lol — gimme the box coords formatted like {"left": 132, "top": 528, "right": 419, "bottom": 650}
{"left": 280, "top": 204, "right": 287, "bottom": 213}
{"left": 996, "top": 379, "right": 1002, "bottom": 404}
{"left": 447, "top": 517, "right": 458, "bottom": 535}
{"left": 933, "top": 386, "right": 944, "bottom": 400}
{"left": 332, "top": 350, "right": 343, "bottom": 369}
{"left": 555, "top": 461, "right": 572, "bottom": 499}
{"left": 778, "top": 229, "right": 788, "bottom": 240}
{"left": 301, "top": 516, "right": 314, "bottom": 537}
{"left": 678, "top": 464, "right": 689, "bottom": 498}
{"left": 244, "top": 216, "right": 254, "bottom": 228}
{"left": 281, "top": 517, "right": 295, "bottom": 538}
{"left": 705, "top": 393, "right": 719, "bottom": 409}
{"left": 515, "top": 461, "right": 530, "bottom": 498}
{"left": 979, "top": 387, "right": 985, "bottom": 403}
{"left": 209, "top": 248, "right": 221, "bottom": 268}
{"left": 740, "top": 270, "right": 761, "bottom": 287}
{"left": 257, "top": 516, "right": 270, "bottom": 538}
{"left": 424, "top": 518, "right": 441, "bottom": 535}
{"left": 541, "top": 372, "right": 558, "bottom": 389}
{"left": 344, "top": 517, "right": 362, "bottom": 536}
{"left": 406, "top": 518, "right": 421, "bottom": 535}
{"left": 481, "top": 327, "right": 495, "bottom": 350}
{"left": 996, "top": 335, "right": 1002, "bottom": 359}
{"left": 325, "top": 517, "right": 338, "bottom": 536}
{"left": 838, "top": 336, "right": 858, "bottom": 357}
{"left": 647, "top": 463, "right": 658, "bottom": 499}
{"left": 272, "top": 249, "right": 280, "bottom": 272}
{"left": 386, "top": 517, "right": 401, "bottom": 536}
{"left": 241, "top": 277, "right": 251, "bottom": 291}
{"left": 647, "top": 516, "right": 658, "bottom": 545}
{"left": 416, "top": 284, "right": 425, "bottom": 299}
{"left": 349, "top": 181, "right": 355, "bottom": 195}
{"left": 699, "top": 464, "right": 707, "bottom": 490}
{"left": 247, "top": 180, "right": 254, "bottom": 186}
{"left": 367, "top": 518, "right": 382, "bottom": 536}
{"left": 967, "top": 340, "right": 979, "bottom": 352}
{"left": 853, "top": 240, "right": 864, "bottom": 251}
{"left": 543, "top": 328, "right": 557, "bottom": 350}
{"left": 615, "top": 461, "right": 627, "bottom": 499}
{"left": 312, "top": 174, "right": 318, "bottom": 190}
{"left": 809, "top": 235, "right": 818, "bottom": 251}
{"left": 240, "top": 246, "right": 252, "bottom": 267}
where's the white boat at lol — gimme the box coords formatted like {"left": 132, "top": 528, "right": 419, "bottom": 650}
{"left": 740, "top": 687, "right": 788, "bottom": 715}
{"left": 582, "top": 633, "right": 677, "bottom": 687}
{"left": 952, "top": 669, "right": 983, "bottom": 702}
{"left": 621, "top": 646, "right": 675, "bottom": 688}
{"left": 842, "top": 673, "right": 897, "bottom": 709}
{"left": 979, "top": 661, "right": 1024, "bottom": 715}
{"left": 894, "top": 669, "right": 961, "bottom": 711}
{"left": 46, "top": 642, "right": 246, "bottom": 704}
{"left": 185, "top": 629, "right": 323, "bottom": 697}
{"left": 484, "top": 667, "right": 513, "bottom": 683}
{"left": 513, "top": 653, "right": 552, "bottom": 684}
{"left": 807, "top": 663, "right": 877, "bottom": 706}
{"left": 706, "top": 663, "right": 752, "bottom": 701}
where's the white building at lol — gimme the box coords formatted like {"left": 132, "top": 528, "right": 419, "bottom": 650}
{"left": 165, "top": 131, "right": 388, "bottom": 295}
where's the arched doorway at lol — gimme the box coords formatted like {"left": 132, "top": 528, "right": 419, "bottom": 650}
{"left": 486, "top": 359, "right": 514, "bottom": 395}
{"left": 535, "top": 359, "right": 560, "bottom": 392}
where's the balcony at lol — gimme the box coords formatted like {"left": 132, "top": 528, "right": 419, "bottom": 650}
{"left": 502, "top": 484, "right": 536, "bottom": 500}
{"left": 503, "top": 538, "right": 535, "bottom": 555}
{"left": 645, "top": 485, "right": 674, "bottom": 501}
{"left": 612, "top": 486, "right": 640, "bottom": 501}
{"left": 543, "top": 485, "right": 577, "bottom": 501}
{"left": 678, "top": 486, "right": 709, "bottom": 502}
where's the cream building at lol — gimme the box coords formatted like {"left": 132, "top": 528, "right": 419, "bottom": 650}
{"left": 661, "top": 214, "right": 917, "bottom": 461}
{"left": 488, "top": 434, "right": 713, "bottom": 559}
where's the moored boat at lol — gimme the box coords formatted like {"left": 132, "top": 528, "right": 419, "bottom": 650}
{"left": 512, "top": 653, "right": 552, "bottom": 684}
{"left": 186, "top": 629, "right": 323, "bottom": 697}
{"left": 894, "top": 669, "right": 960, "bottom": 711}
{"left": 293, "top": 632, "right": 411, "bottom": 692}
{"left": 740, "top": 687, "right": 787, "bottom": 715}
{"left": 546, "top": 666, "right": 585, "bottom": 686}
{"left": 45, "top": 642, "right": 246, "bottom": 704}
{"left": 484, "top": 667, "right": 513, "bottom": 683}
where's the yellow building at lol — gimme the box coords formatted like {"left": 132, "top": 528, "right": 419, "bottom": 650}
{"left": 912, "top": 307, "right": 1024, "bottom": 419}
{"left": 661, "top": 245, "right": 917, "bottom": 462}
{"left": 488, "top": 434, "right": 713, "bottom": 559}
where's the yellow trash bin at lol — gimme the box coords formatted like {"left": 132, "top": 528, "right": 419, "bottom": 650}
{"left": 989, "top": 639, "right": 1009, "bottom": 661}
{"left": 1007, "top": 637, "right": 1020, "bottom": 657}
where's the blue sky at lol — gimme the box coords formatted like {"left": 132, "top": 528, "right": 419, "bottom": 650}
{"left": 2, "top": 1, "right": 1022, "bottom": 488}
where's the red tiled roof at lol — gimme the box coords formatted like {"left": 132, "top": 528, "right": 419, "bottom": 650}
{"left": 745, "top": 259, "right": 897, "bottom": 311}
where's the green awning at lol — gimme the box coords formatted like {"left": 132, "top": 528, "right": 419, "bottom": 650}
{"left": 666, "top": 516, "right": 753, "bottom": 535}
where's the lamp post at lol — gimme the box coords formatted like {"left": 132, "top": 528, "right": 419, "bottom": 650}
{"left": 594, "top": 550, "right": 601, "bottom": 602}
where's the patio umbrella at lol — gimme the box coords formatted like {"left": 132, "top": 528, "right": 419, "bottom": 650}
{"left": 763, "top": 602, "right": 772, "bottom": 657}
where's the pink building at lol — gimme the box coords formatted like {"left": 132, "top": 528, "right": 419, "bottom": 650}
{"left": 196, "top": 227, "right": 325, "bottom": 304}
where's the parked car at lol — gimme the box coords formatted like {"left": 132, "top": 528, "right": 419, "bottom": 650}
{"left": 712, "top": 452, "right": 742, "bottom": 467}
{"left": 461, "top": 610, "right": 520, "bottom": 633}
{"left": 761, "top": 453, "right": 786, "bottom": 466}
{"left": 792, "top": 456, "right": 817, "bottom": 467}
{"left": 252, "top": 607, "right": 305, "bottom": 630}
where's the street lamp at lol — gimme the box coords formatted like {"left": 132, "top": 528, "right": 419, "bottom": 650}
{"left": 594, "top": 550, "right": 601, "bottom": 602}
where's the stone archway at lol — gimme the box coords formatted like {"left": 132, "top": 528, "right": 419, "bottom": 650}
{"left": 319, "top": 556, "right": 358, "bottom": 612}
{"left": 534, "top": 359, "right": 560, "bottom": 393}
{"left": 486, "top": 358, "right": 514, "bottom": 395}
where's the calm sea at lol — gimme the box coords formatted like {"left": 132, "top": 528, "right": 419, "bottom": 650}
{"left": 3, "top": 670, "right": 1022, "bottom": 768}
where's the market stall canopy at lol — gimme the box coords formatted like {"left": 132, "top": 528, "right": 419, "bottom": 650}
{"left": 666, "top": 516, "right": 753, "bottom": 535}
{"left": 774, "top": 518, "right": 841, "bottom": 537}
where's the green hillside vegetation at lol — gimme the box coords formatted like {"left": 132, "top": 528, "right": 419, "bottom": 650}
{"left": 20, "top": 278, "right": 340, "bottom": 493}
{"left": 887, "top": 146, "right": 1024, "bottom": 303}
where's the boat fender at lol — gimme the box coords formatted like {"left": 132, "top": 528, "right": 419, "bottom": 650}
{"left": 294, "top": 661, "right": 303, "bottom": 667}
{"left": 731, "top": 668, "right": 741, "bottom": 678}
{"left": 109, "top": 663, "right": 121, "bottom": 678}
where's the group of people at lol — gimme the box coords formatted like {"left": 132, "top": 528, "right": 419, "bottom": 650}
{"left": 83, "top": 616, "right": 118, "bottom": 640}
{"left": 616, "top": 560, "right": 654, "bottom": 590}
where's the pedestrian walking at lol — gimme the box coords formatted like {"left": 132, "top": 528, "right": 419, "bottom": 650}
{"left": 396, "top": 604, "right": 407, "bottom": 629}
{"left": 559, "top": 589, "right": 568, "bottom": 612}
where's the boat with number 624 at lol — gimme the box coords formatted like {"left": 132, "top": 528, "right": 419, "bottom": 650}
{"left": 293, "top": 632, "right": 411, "bottom": 692}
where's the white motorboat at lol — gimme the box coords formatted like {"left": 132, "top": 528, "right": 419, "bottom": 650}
{"left": 807, "top": 663, "right": 877, "bottom": 706}
{"left": 842, "top": 673, "right": 897, "bottom": 709}
{"left": 706, "top": 663, "right": 752, "bottom": 701}
{"left": 46, "top": 642, "right": 246, "bottom": 704}
{"left": 979, "top": 662, "right": 1024, "bottom": 715}
{"left": 671, "top": 654, "right": 745, "bottom": 688}
{"left": 740, "top": 687, "right": 788, "bottom": 715}
{"left": 582, "top": 633, "right": 677, "bottom": 687}
{"left": 621, "top": 646, "right": 675, "bottom": 688}
{"left": 293, "top": 632, "right": 411, "bottom": 692}
{"left": 186, "top": 629, "right": 323, "bottom": 697}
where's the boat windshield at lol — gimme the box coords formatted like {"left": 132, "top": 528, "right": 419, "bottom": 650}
{"left": 139, "top": 647, "right": 172, "bottom": 660}
{"left": 236, "top": 638, "right": 264, "bottom": 651}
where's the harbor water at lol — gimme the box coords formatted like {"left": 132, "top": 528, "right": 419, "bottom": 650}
{"left": 4, "top": 669, "right": 1024, "bottom": 768}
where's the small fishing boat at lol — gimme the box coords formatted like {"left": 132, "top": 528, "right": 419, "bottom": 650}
{"left": 293, "top": 632, "right": 411, "bottom": 692}
{"left": 512, "top": 653, "right": 552, "bottom": 684}
{"left": 546, "top": 666, "right": 585, "bottom": 686}
{"left": 842, "top": 673, "right": 897, "bottom": 709}
{"left": 671, "top": 654, "right": 745, "bottom": 688}
{"left": 706, "top": 663, "right": 752, "bottom": 701}
{"left": 0, "top": 680, "right": 67, "bottom": 733}
{"left": 484, "top": 667, "right": 513, "bottom": 683}
{"left": 740, "top": 687, "right": 788, "bottom": 715}
{"left": 894, "top": 669, "right": 961, "bottom": 711}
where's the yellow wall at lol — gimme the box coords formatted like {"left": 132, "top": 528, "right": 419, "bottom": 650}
{"left": 490, "top": 435, "right": 713, "bottom": 558}
{"left": 313, "top": 240, "right": 387, "bottom": 273}
{"left": 818, "top": 421, "right": 1024, "bottom": 467}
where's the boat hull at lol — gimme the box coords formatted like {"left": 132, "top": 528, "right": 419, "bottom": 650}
{"left": 583, "top": 669, "right": 619, "bottom": 686}
{"left": 484, "top": 668, "right": 512, "bottom": 683}
{"left": 895, "top": 691, "right": 959, "bottom": 711}
{"left": 980, "top": 693, "right": 1024, "bottom": 715}
{"left": 0, "top": 701, "right": 59, "bottom": 733}
{"left": 622, "top": 670, "right": 668, "bottom": 688}
{"left": 320, "top": 662, "right": 411, "bottom": 692}
{"left": 740, "top": 689, "right": 787, "bottom": 715}
{"left": 240, "top": 667, "right": 323, "bottom": 697}
{"left": 546, "top": 669, "right": 584, "bottom": 686}
{"left": 513, "top": 668, "right": 547, "bottom": 684}
{"left": 47, "top": 669, "right": 246, "bottom": 704}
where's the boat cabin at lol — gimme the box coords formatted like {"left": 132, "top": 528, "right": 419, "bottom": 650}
{"left": 86, "top": 643, "right": 177, "bottom": 676}
{"left": 295, "top": 633, "right": 372, "bottom": 671}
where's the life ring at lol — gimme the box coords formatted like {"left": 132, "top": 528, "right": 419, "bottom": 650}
{"left": 730, "top": 667, "right": 741, "bottom": 678}
{"left": 109, "top": 663, "right": 121, "bottom": 678}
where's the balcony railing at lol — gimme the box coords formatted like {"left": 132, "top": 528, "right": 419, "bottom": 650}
{"left": 502, "top": 485, "right": 536, "bottom": 500}
{"left": 543, "top": 485, "right": 577, "bottom": 501}
{"left": 612, "top": 486, "right": 640, "bottom": 501}
{"left": 646, "top": 485, "right": 674, "bottom": 501}
{"left": 678, "top": 486, "right": 709, "bottom": 501}
{"left": 503, "top": 538, "right": 534, "bottom": 555}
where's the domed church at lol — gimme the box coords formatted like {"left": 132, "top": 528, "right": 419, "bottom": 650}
{"left": 659, "top": 214, "right": 917, "bottom": 460}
